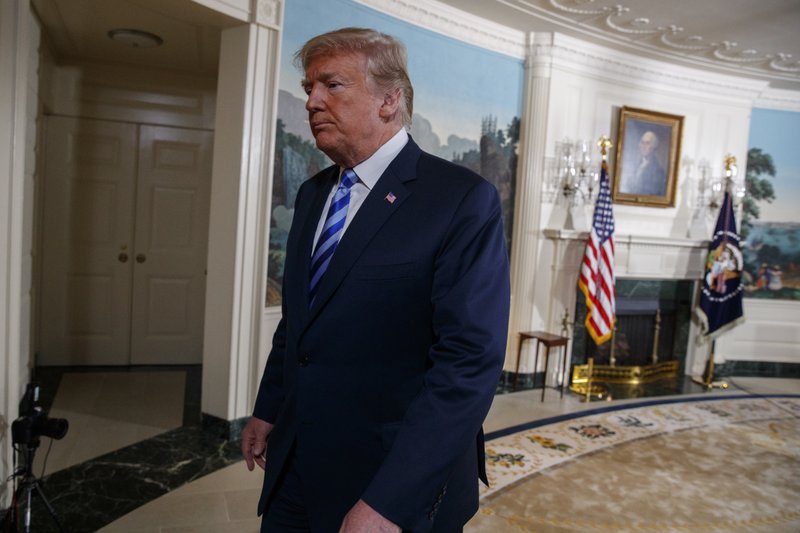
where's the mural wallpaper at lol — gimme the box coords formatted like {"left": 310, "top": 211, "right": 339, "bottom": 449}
{"left": 266, "top": 0, "right": 524, "bottom": 305}
{"left": 742, "top": 108, "right": 800, "bottom": 300}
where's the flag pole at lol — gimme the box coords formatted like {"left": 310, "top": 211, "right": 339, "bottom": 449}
{"left": 708, "top": 341, "right": 729, "bottom": 389}
{"left": 693, "top": 154, "right": 739, "bottom": 391}
{"left": 580, "top": 135, "right": 613, "bottom": 402}
{"left": 692, "top": 339, "right": 729, "bottom": 390}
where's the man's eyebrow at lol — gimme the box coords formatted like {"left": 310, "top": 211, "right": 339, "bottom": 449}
{"left": 301, "top": 72, "right": 336, "bottom": 87}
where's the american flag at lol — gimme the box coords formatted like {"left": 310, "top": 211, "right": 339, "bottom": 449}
{"left": 578, "top": 161, "right": 616, "bottom": 344}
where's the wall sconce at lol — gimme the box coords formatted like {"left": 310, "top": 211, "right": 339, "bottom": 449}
{"left": 706, "top": 155, "right": 746, "bottom": 208}
{"left": 688, "top": 154, "right": 746, "bottom": 239}
{"left": 555, "top": 138, "right": 600, "bottom": 205}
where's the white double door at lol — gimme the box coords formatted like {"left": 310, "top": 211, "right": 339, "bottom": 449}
{"left": 39, "top": 116, "right": 213, "bottom": 366}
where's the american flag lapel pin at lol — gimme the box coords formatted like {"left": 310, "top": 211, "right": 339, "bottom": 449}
{"left": 385, "top": 192, "right": 396, "bottom": 204}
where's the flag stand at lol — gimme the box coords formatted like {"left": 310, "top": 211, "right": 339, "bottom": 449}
{"left": 574, "top": 135, "right": 615, "bottom": 403}
{"left": 693, "top": 154, "right": 744, "bottom": 391}
{"left": 584, "top": 356, "right": 593, "bottom": 402}
{"left": 692, "top": 339, "right": 729, "bottom": 389}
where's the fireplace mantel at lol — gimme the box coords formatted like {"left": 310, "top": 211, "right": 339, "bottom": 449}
{"left": 542, "top": 229, "right": 709, "bottom": 280}
{"left": 510, "top": 228, "right": 711, "bottom": 375}
{"left": 531, "top": 228, "right": 710, "bottom": 381}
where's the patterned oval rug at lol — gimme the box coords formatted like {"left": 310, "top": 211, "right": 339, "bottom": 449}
{"left": 467, "top": 395, "right": 800, "bottom": 532}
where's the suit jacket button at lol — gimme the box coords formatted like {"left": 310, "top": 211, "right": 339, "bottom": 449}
{"left": 299, "top": 355, "right": 309, "bottom": 367}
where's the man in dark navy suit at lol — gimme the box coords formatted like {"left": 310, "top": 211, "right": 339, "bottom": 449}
{"left": 241, "top": 27, "right": 510, "bottom": 532}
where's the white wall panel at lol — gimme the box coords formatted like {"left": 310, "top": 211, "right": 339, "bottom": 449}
{"left": 716, "top": 300, "right": 800, "bottom": 363}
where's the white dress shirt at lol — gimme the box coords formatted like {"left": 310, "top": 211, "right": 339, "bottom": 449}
{"left": 312, "top": 128, "right": 409, "bottom": 253}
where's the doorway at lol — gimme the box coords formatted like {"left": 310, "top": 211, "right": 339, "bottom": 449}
{"left": 38, "top": 115, "right": 213, "bottom": 366}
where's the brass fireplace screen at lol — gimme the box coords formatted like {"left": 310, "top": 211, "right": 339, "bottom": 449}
{"left": 570, "top": 305, "right": 681, "bottom": 395}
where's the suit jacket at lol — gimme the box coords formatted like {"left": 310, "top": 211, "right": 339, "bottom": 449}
{"left": 253, "top": 138, "right": 510, "bottom": 532}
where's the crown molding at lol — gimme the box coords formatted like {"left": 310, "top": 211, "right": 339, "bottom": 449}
{"left": 354, "top": 0, "right": 526, "bottom": 59}
{"left": 753, "top": 87, "right": 800, "bottom": 112}
{"left": 502, "top": 0, "right": 800, "bottom": 88}
{"left": 545, "top": 32, "right": 769, "bottom": 103}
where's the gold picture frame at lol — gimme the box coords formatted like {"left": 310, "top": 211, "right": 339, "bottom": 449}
{"left": 612, "top": 106, "right": 683, "bottom": 207}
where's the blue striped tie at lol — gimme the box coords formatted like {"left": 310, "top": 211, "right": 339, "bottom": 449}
{"left": 309, "top": 168, "right": 359, "bottom": 304}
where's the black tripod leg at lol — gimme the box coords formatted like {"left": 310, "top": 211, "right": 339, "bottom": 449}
{"left": 29, "top": 481, "right": 64, "bottom": 533}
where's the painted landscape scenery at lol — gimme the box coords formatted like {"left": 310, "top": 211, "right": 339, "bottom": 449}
{"left": 744, "top": 108, "right": 800, "bottom": 301}
{"left": 266, "top": 90, "right": 520, "bottom": 305}
{"left": 742, "top": 221, "right": 800, "bottom": 300}
{"left": 265, "top": 0, "right": 524, "bottom": 305}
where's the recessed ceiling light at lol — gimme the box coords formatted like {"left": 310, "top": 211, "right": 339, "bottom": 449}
{"left": 107, "top": 29, "right": 163, "bottom": 48}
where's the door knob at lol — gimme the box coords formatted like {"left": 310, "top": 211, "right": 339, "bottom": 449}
{"left": 118, "top": 253, "right": 129, "bottom": 263}
{"left": 136, "top": 254, "right": 146, "bottom": 263}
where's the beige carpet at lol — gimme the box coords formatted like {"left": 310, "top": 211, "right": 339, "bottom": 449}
{"left": 467, "top": 396, "right": 800, "bottom": 532}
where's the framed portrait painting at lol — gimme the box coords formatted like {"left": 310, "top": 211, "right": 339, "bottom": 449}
{"left": 612, "top": 107, "right": 683, "bottom": 207}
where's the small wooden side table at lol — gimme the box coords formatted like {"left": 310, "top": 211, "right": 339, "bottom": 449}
{"left": 513, "top": 331, "right": 570, "bottom": 401}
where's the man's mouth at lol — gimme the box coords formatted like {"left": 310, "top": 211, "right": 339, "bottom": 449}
{"left": 310, "top": 118, "right": 333, "bottom": 131}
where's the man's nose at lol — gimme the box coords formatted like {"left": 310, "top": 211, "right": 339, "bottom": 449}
{"left": 305, "top": 86, "right": 324, "bottom": 111}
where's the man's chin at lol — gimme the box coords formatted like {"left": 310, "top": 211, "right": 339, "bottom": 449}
{"left": 312, "top": 132, "right": 327, "bottom": 148}
{"left": 313, "top": 136, "right": 339, "bottom": 160}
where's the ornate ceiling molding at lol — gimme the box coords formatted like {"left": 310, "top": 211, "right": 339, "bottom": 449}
{"left": 357, "top": 0, "right": 778, "bottom": 100}
{"left": 545, "top": 32, "right": 768, "bottom": 101}
{"left": 355, "top": 0, "right": 526, "bottom": 59}
{"left": 536, "top": 0, "right": 800, "bottom": 82}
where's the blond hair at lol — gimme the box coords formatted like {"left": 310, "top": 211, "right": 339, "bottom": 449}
{"left": 295, "top": 27, "right": 413, "bottom": 128}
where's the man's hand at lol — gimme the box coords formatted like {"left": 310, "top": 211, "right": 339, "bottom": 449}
{"left": 241, "top": 417, "right": 273, "bottom": 471}
{"left": 339, "top": 499, "right": 401, "bottom": 533}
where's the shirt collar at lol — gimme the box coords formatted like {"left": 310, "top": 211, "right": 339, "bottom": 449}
{"left": 341, "top": 128, "right": 408, "bottom": 190}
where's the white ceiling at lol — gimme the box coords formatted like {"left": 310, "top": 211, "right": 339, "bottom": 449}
{"left": 31, "top": 0, "right": 239, "bottom": 76}
{"left": 32, "top": 0, "right": 800, "bottom": 90}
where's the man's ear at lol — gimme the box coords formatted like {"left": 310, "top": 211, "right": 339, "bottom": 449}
{"left": 379, "top": 88, "right": 401, "bottom": 120}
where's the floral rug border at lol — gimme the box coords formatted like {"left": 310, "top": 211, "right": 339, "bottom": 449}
{"left": 482, "top": 394, "right": 800, "bottom": 500}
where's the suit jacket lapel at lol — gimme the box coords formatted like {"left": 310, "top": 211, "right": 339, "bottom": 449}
{"left": 306, "top": 140, "right": 421, "bottom": 323}
{"left": 287, "top": 167, "right": 336, "bottom": 329}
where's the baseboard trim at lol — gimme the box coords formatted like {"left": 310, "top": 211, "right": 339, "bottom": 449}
{"left": 201, "top": 413, "right": 249, "bottom": 441}
{"left": 714, "top": 360, "right": 800, "bottom": 379}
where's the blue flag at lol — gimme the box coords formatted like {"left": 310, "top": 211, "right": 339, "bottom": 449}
{"left": 696, "top": 191, "right": 745, "bottom": 337}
